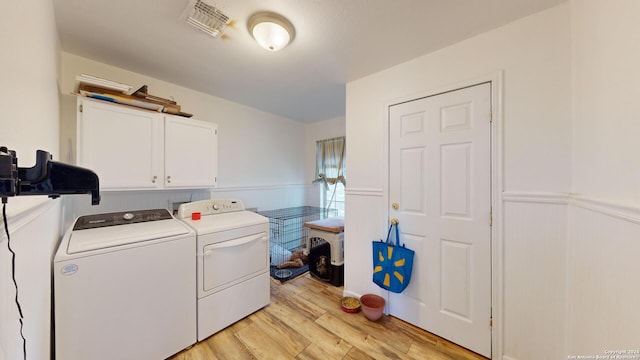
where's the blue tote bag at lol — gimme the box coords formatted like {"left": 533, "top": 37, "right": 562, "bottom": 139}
{"left": 372, "top": 222, "right": 415, "bottom": 293}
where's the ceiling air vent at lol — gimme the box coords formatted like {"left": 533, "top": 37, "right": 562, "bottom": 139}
{"left": 186, "top": 0, "right": 231, "bottom": 38}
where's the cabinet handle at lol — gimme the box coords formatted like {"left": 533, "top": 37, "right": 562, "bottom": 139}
{"left": 152, "top": 175, "right": 157, "bottom": 183}
{"left": 166, "top": 175, "right": 171, "bottom": 183}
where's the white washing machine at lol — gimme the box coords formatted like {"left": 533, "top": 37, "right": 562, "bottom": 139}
{"left": 53, "top": 209, "right": 197, "bottom": 360}
{"left": 176, "top": 199, "right": 270, "bottom": 341}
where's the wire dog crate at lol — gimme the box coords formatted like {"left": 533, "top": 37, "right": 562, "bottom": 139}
{"left": 258, "top": 206, "right": 336, "bottom": 266}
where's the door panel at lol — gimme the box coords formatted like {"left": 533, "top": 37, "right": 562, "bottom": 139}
{"left": 441, "top": 142, "right": 472, "bottom": 218}
{"left": 440, "top": 239, "right": 472, "bottom": 320}
{"left": 388, "top": 83, "right": 491, "bottom": 357}
{"left": 401, "top": 147, "right": 425, "bottom": 213}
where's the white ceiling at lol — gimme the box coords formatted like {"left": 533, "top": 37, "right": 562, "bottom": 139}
{"left": 53, "top": 0, "right": 565, "bottom": 123}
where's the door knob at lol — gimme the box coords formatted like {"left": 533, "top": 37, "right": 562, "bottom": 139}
{"left": 390, "top": 218, "right": 399, "bottom": 225}
{"left": 392, "top": 202, "right": 399, "bottom": 210}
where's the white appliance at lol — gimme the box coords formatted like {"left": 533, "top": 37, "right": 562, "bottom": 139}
{"left": 177, "top": 199, "right": 270, "bottom": 341}
{"left": 53, "top": 209, "right": 197, "bottom": 360}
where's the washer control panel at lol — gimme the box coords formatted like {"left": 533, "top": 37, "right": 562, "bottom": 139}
{"left": 73, "top": 209, "right": 172, "bottom": 230}
{"left": 176, "top": 199, "right": 245, "bottom": 219}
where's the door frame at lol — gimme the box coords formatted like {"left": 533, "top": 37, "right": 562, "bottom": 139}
{"left": 382, "top": 71, "right": 504, "bottom": 358}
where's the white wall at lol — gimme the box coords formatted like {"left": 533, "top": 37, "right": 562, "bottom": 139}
{"left": 502, "top": 195, "right": 568, "bottom": 359}
{"left": 567, "top": 0, "right": 640, "bottom": 355}
{"left": 566, "top": 203, "right": 640, "bottom": 355}
{"left": 1, "top": 2, "right": 60, "bottom": 162}
{"left": 0, "top": 202, "right": 61, "bottom": 360}
{"left": 60, "top": 53, "right": 311, "bottom": 216}
{"left": 571, "top": 0, "right": 640, "bottom": 205}
{"left": 0, "top": 1, "right": 62, "bottom": 359}
{"left": 345, "top": 4, "right": 572, "bottom": 360}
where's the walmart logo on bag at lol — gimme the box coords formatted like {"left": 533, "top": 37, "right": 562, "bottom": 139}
{"left": 373, "top": 246, "right": 407, "bottom": 287}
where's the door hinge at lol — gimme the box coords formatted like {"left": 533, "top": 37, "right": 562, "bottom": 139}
{"left": 79, "top": 104, "right": 83, "bottom": 113}
{"left": 490, "top": 318, "right": 493, "bottom": 329}
{"left": 489, "top": 211, "right": 493, "bottom": 226}
{"left": 215, "top": 129, "right": 218, "bottom": 135}
{"left": 489, "top": 111, "right": 493, "bottom": 122}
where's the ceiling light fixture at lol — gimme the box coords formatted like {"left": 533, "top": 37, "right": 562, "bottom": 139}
{"left": 247, "top": 12, "right": 295, "bottom": 51}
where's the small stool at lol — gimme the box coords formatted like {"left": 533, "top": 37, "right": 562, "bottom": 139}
{"left": 304, "top": 216, "right": 344, "bottom": 286}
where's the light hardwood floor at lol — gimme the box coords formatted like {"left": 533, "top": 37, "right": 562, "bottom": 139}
{"left": 170, "top": 273, "right": 488, "bottom": 360}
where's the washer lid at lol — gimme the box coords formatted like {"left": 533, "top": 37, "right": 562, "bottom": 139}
{"left": 67, "top": 218, "right": 191, "bottom": 254}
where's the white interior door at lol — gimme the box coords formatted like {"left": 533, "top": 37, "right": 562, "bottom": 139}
{"left": 388, "top": 83, "right": 492, "bottom": 357}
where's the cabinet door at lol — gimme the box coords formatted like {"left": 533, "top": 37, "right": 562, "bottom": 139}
{"left": 77, "top": 99, "right": 163, "bottom": 190}
{"left": 164, "top": 116, "right": 217, "bottom": 188}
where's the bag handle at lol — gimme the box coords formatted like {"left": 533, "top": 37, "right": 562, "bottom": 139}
{"left": 385, "top": 220, "right": 402, "bottom": 247}
{"left": 384, "top": 224, "right": 393, "bottom": 244}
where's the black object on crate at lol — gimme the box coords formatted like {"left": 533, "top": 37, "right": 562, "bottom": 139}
{"left": 309, "top": 242, "right": 344, "bottom": 286}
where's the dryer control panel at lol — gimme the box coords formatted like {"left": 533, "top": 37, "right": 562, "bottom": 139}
{"left": 176, "top": 199, "right": 245, "bottom": 219}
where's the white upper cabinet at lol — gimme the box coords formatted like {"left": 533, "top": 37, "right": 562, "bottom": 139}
{"left": 164, "top": 116, "right": 217, "bottom": 188}
{"left": 77, "top": 97, "right": 217, "bottom": 191}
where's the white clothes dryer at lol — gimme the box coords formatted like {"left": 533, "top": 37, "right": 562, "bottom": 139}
{"left": 177, "top": 199, "right": 270, "bottom": 341}
{"left": 53, "top": 209, "right": 196, "bottom": 360}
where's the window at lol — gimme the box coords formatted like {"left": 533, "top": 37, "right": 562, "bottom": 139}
{"left": 314, "top": 136, "right": 346, "bottom": 217}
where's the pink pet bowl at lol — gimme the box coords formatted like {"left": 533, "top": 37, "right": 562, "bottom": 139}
{"left": 360, "top": 294, "right": 385, "bottom": 321}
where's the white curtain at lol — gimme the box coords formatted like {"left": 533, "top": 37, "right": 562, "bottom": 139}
{"left": 314, "top": 137, "right": 346, "bottom": 216}
{"left": 315, "top": 136, "right": 346, "bottom": 187}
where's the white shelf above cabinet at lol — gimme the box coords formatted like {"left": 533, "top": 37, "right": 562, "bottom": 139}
{"left": 77, "top": 97, "right": 217, "bottom": 191}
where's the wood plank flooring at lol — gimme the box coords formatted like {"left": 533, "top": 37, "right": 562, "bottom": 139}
{"left": 169, "top": 274, "right": 488, "bottom": 360}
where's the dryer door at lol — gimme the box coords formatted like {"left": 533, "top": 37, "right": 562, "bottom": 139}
{"left": 202, "top": 232, "right": 268, "bottom": 293}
